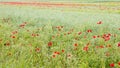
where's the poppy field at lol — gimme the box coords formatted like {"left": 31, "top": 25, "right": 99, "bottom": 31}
{"left": 0, "top": 1, "right": 120, "bottom": 68}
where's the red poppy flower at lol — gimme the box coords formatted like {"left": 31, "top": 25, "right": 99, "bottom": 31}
{"left": 87, "top": 29, "right": 92, "bottom": 33}
{"left": 62, "top": 49, "right": 65, "bottom": 53}
{"left": 4, "top": 42, "right": 10, "bottom": 46}
{"left": 118, "top": 62, "right": 120, "bottom": 65}
{"left": 105, "top": 37, "right": 110, "bottom": 41}
{"left": 109, "top": 63, "right": 114, "bottom": 67}
{"left": 12, "top": 30, "right": 18, "bottom": 34}
{"left": 19, "top": 24, "right": 25, "bottom": 28}
{"left": 10, "top": 35, "right": 16, "bottom": 38}
{"left": 83, "top": 46, "right": 88, "bottom": 51}
{"left": 56, "top": 52, "right": 60, "bottom": 55}
{"left": 96, "top": 46, "right": 99, "bottom": 48}
{"left": 102, "top": 34, "right": 111, "bottom": 41}
{"left": 97, "top": 21, "right": 102, "bottom": 24}
{"left": 118, "top": 42, "right": 120, "bottom": 47}
{"left": 93, "top": 35, "right": 97, "bottom": 38}
{"left": 78, "top": 32, "right": 82, "bottom": 35}
{"left": 19, "top": 22, "right": 27, "bottom": 28}
{"left": 74, "top": 43, "right": 78, "bottom": 47}
{"left": 97, "top": 35, "right": 100, "bottom": 38}
{"left": 35, "top": 48, "right": 40, "bottom": 52}
{"left": 99, "top": 45, "right": 104, "bottom": 48}
{"left": 36, "top": 34, "right": 39, "bottom": 36}
{"left": 67, "top": 54, "right": 71, "bottom": 57}
{"left": 48, "top": 42, "right": 52, "bottom": 47}
{"left": 32, "top": 33, "right": 36, "bottom": 37}
{"left": 108, "top": 33, "right": 111, "bottom": 36}
{"left": 52, "top": 54, "right": 56, "bottom": 58}
{"left": 68, "top": 32, "right": 71, "bottom": 35}
{"left": 54, "top": 51, "right": 60, "bottom": 55}
{"left": 54, "top": 51, "right": 57, "bottom": 54}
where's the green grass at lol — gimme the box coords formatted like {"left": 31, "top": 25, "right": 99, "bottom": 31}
{"left": 0, "top": 3, "right": 120, "bottom": 68}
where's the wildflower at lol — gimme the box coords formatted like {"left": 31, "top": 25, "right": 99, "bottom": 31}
{"left": 19, "top": 22, "right": 27, "bottom": 28}
{"left": 54, "top": 51, "right": 57, "bottom": 54}
{"left": 19, "top": 24, "right": 25, "bottom": 28}
{"left": 35, "top": 48, "right": 40, "bottom": 52}
{"left": 78, "top": 32, "right": 82, "bottom": 35}
{"left": 83, "top": 46, "right": 88, "bottom": 51}
{"left": 118, "top": 62, "right": 120, "bottom": 65}
{"left": 102, "top": 34, "right": 111, "bottom": 41}
{"left": 68, "top": 32, "right": 71, "bottom": 35}
{"left": 52, "top": 54, "right": 56, "bottom": 58}
{"left": 93, "top": 35, "right": 97, "bottom": 38}
{"left": 10, "top": 35, "right": 16, "bottom": 38}
{"left": 12, "top": 30, "right": 18, "bottom": 34}
{"left": 37, "top": 34, "right": 39, "bottom": 36}
{"left": 96, "top": 46, "right": 99, "bottom": 48}
{"left": 118, "top": 42, "right": 120, "bottom": 47}
{"left": 99, "top": 45, "right": 104, "bottom": 48}
{"left": 54, "top": 51, "right": 60, "bottom": 55}
{"left": 62, "top": 49, "right": 65, "bottom": 53}
{"left": 108, "top": 33, "right": 111, "bottom": 36}
{"left": 56, "top": 52, "right": 60, "bottom": 55}
{"left": 104, "top": 37, "right": 110, "bottom": 41}
{"left": 67, "top": 54, "right": 72, "bottom": 59}
{"left": 74, "top": 43, "right": 78, "bottom": 47}
{"left": 32, "top": 33, "right": 36, "bottom": 37}
{"left": 109, "top": 63, "right": 114, "bottom": 67}
{"left": 97, "top": 21, "right": 102, "bottom": 24}
{"left": 4, "top": 42, "right": 10, "bottom": 46}
{"left": 48, "top": 41, "right": 52, "bottom": 47}
{"left": 87, "top": 29, "right": 92, "bottom": 33}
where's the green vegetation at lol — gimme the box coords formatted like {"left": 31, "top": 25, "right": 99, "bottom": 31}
{"left": 0, "top": 2, "right": 120, "bottom": 68}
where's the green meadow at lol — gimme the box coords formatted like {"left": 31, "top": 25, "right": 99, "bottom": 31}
{"left": 0, "top": 1, "right": 120, "bottom": 68}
